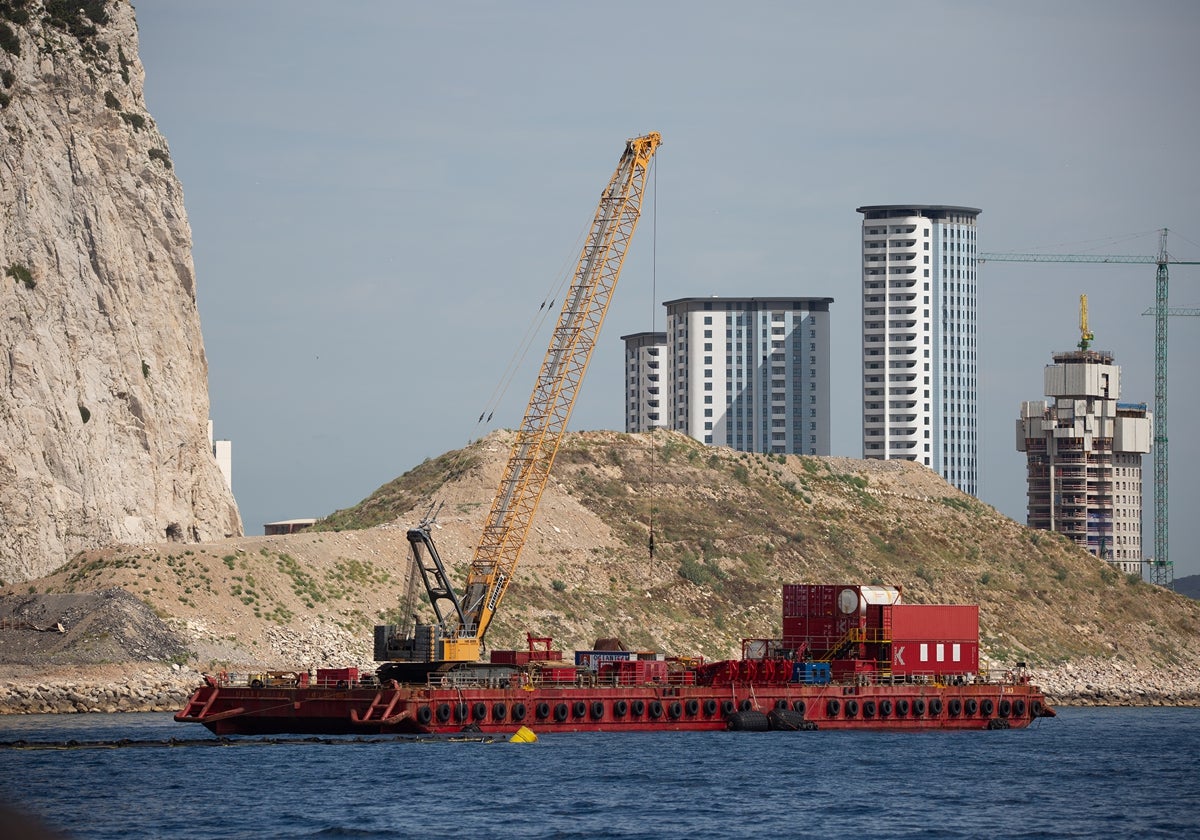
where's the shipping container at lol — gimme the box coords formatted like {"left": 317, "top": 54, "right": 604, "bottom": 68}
{"left": 782, "top": 611, "right": 869, "bottom": 659}
{"left": 600, "top": 659, "right": 668, "bottom": 685}
{"left": 791, "top": 662, "right": 832, "bottom": 685}
{"left": 782, "top": 584, "right": 902, "bottom": 618}
{"left": 538, "top": 666, "right": 578, "bottom": 684}
{"left": 888, "top": 639, "right": 979, "bottom": 676}
{"left": 315, "top": 668, "right": 358, "bottom": 687}
{"left": 888, "top": 604, "right": 978, "bottom": 641}
{"left": 831, "top": 659, "right": 878, "bottom": 682}
{"left": 490, "top": 650, "right": 531, "bottom": 666}
{"left": 574, "top": 650, "right": 637, "bottom": 670}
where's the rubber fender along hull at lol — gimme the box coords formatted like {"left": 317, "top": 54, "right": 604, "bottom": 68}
{"left": 176, "top": 682, "right": 1054, "bottom": 736}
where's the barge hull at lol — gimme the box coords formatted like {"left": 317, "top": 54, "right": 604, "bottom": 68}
{"left": 176, "top": 681, "right": 1053, "bottom": 735}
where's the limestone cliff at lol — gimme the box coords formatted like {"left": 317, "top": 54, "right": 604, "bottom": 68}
{"left": 0, "top": 1, "right": 242, "bottom": 583}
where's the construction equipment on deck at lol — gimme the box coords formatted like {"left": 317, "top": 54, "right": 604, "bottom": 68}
{"left": 384, "top": 133, "right": 662, "bottom": 666}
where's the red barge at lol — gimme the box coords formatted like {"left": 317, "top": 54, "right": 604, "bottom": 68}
{"left": 176, "top": 583, "right": 1055, "bottom": 735}
{"left": 177, "top": 136, "right": 1054, "bottom": 736}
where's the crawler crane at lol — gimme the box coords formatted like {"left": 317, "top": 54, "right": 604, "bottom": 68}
{"left": 378, "top": 133, "right": 661, "bottom": 676}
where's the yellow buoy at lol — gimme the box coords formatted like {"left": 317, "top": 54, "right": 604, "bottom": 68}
{"left": 509, "top": 725, "right": 537, "bottom": 743}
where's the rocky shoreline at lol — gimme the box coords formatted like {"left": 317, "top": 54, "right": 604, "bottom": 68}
{"left": 0, "top": 665, "right": 203, "bottom": 715}
{"left": 1030, "top": 659, "right": 1200, "bottom": 708}
{"left": 2, "top": 659, "right": 1199, "bottom": 716}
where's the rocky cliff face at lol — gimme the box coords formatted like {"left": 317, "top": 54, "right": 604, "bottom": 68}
{"left": 0, "top": 1, "right": 241, "bottom": 583}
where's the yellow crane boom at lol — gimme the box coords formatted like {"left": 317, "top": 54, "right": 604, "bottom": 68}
{"left": 403, "top": 133, "right": 661, "bottom": 665}
{"left": 1078, "top": 293, "right": 1094, "bottom": 351}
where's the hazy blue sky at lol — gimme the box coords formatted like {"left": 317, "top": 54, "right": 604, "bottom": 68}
{"left": 134, "top": 1, "right": 1200, "bottom": 578}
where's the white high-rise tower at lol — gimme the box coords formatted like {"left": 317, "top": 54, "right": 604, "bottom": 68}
{"left": 858, "top": 205, "right": 981, "bottom": 495}
{"left": 621, "top": 331, "right": 668, "bottom": 433}
{"left": 663, "top": 296, "right": 832, "bottom": 455}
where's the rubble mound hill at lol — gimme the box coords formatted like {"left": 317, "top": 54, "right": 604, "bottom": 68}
{"left": 10, "top": 429, "right": 1200, "bottom": 680}
{"left": 0, "top": 588, "right": 187, "bottom": 666}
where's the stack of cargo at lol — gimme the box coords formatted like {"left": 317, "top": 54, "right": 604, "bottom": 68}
{"left": 780, "top": 584, "right": 979, "bottom": 681}
{"left": 781, "top": 584, "right": 902, "bottom": 660}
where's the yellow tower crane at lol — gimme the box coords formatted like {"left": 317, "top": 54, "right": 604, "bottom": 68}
{"left": 981, "top": 231, "right": 1199, "bottom": 587}
{"left": 380, "top": 133, "right": 661, "bottom": 674}
{"left": 1078, "top": 294, "right": 1094, "bottom": 351}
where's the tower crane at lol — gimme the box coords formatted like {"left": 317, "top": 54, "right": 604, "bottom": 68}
{"left": 981, "top": 230, "right": 1200, "bottom": 587}
{"left": 1078, "top": 294, "right": 1094, "bottom": 351}
{"left": 380, "top": 133, "right": 662, "bottom": 675}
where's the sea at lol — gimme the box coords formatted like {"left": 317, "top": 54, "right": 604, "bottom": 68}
{"left": 0, "top": 707, "right": 1197, "bottom": 839}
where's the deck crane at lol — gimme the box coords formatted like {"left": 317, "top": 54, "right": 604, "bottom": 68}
{"left": 981, "top": 230, "right": 1200, "bottom": 587}
{"left": 380, "top": 133, "right": 662, "bottom": 673}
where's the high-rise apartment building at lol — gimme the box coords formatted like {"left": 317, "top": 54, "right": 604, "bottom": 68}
{"left": 661, "top": 297, "right": 833, "bottom": 455}
{"left": 1016, "top": 348, "right": 1152, "bottom": 575}
{"left": 858, "top": 204, "right": 981, "bottom": 495}
{"left": 621, "top": 331, "right": 668, "bottom": 433}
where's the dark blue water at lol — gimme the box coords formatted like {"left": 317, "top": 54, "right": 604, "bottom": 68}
{"left": 1, "top": 708, "right": 1197, "bottom": 839}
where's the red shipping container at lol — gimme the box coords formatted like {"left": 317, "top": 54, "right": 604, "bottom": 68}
{"left": 600, "top": 659, "right": 667, "bottom": 685}
{"left": 539, "top": 666, "right": 578, "bottom": 683}
{"left": 490, "top": 650, "right": 531, "bottom": 666}
{"left": 889, "top": 604, "right": 978, "bottom": 641}
{"left": 782, "top": 584, "right": 901, "bottom": 618}
{"left": 831, "top": 659, "right": 878, "bottom": 681}
{"left": 889, "top": 640, "right": 978, "bottom": 675}
{"left": 783, "top": 615, "right": 862, "bottom": 647}
{"left": 316, "top": 667, "right": 358, "bottom": 687}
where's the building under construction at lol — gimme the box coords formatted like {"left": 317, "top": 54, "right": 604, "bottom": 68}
{"left": 1016, "top": 345, "right": 1152, "bottom": 576}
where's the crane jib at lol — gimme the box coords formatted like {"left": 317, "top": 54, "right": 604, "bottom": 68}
{"left": 398, "top": 133, "right": 662, "bottom": 662}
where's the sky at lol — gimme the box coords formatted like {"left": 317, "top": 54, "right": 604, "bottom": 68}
{"left": 133, "top": 1, "right": 1200, "bottom": 579}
